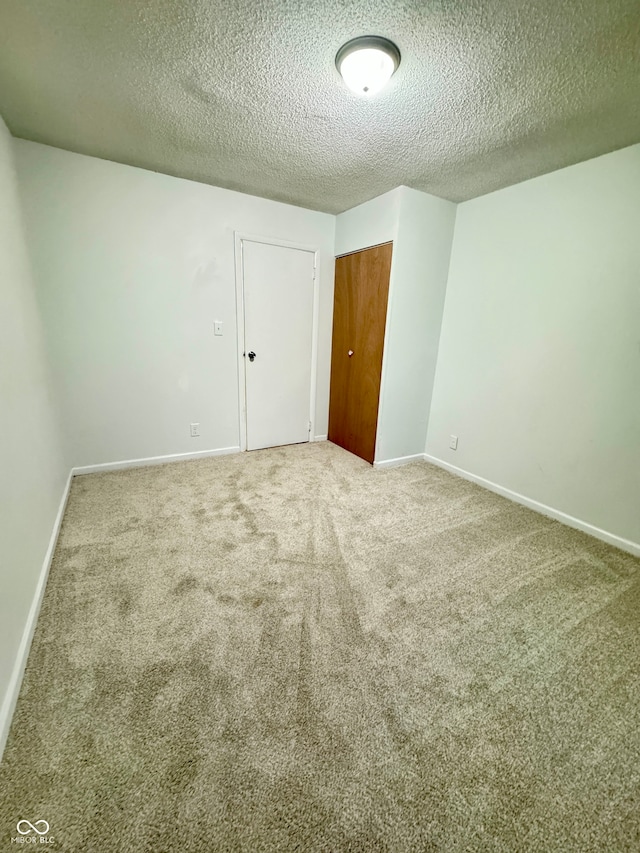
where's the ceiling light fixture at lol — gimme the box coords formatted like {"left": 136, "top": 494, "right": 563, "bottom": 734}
{"left": 336, "top": 36, "right": 401, "bottom": 97}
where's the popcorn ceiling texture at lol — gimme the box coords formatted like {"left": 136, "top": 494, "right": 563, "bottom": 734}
{"left": 0, "top": 0, "right": 639, "bottom": 213}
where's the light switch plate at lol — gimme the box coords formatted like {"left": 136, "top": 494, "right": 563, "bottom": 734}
{"left": 214, "top": 321, "right": 223, "bottom": 336}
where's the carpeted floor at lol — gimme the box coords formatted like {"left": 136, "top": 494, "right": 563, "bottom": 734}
{"left": 1, "top": 441, "right": 639, "bottom": 851}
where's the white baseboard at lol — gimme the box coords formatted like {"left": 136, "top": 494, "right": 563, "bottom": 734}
{"left": 423, "top": 454, "right": 640, "bottom": 557}
{"left": 0, "top": 469, "right": 73, "bottom": 761}
{"left": 313, "top": 435, "right": 328, "bottom": 442}
{"left": 72, "top": 445, "right": 241, "bottom": 476}
{"left": 373, "top": 453, "right": 425, "bottom": 470}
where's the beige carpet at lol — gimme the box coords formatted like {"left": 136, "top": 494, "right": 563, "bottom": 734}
{"left": 1, "top": 441, "right": 639, "bottom": 851}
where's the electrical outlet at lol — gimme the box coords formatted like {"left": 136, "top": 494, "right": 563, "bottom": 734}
{"left": 449, "top": 435, "right": 458, "bottom": 450}
{"left": 190, "top": 423, "right": 200, "bottom": 438}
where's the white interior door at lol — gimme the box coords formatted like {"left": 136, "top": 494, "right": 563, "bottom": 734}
{"left": 242, "top": 239, "right": 315, "bottom": 451}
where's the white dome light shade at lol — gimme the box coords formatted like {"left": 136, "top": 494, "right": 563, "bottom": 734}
{"left": 336, "top": 36, "right": 401, "bottom": 97}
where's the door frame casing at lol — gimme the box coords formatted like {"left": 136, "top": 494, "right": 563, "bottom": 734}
{"left": 234, "top": 232, "right": 320, "bottom": 452}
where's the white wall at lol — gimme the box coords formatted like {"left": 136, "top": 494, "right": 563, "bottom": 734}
{"left": 426, "top": 145, "right": 640, "bottom": 546}
{"left": 376, "top": 187, "right": 456, "bottom": 463}
{"left": 14, "top": 141, "right": 335, "bottom": 468}
{"left": 0, "top": 119, "right": 67, "bottom": 753}
{"left": 334, "top": 188, "right": 401, "bottom": 257}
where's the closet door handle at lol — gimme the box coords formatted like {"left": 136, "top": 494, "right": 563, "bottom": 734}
{"left": 348, "top": 350, "right": 354, "bottom": 357}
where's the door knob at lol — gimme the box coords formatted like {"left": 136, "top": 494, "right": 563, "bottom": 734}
{"left": 248, "top": 351, "right": 256, "bottom": 362}
{"left": 348, "top": 350, "right": 354, "bottom": 357}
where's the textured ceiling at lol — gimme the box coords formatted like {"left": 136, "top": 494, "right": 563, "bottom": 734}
{"left": 0, "top": 0, "right": 639, "bottom": 213}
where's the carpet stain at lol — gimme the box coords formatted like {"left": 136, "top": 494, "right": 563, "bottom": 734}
{"left": 172, "top": 575, "right": 199, "bottom": 596}
{"left": 0, "top": 442, "right": 639, "bottom": 852}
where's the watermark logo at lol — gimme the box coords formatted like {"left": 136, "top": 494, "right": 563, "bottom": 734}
{"left": 11, "top": 820, "right": 54, "bottom": 845}
{"left": 17, "top": 822, "right": 49, "bottom": 836}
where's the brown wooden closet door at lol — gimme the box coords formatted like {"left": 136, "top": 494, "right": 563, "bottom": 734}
{"left": 328, "top": 242, "right": 392, "bottom": 463}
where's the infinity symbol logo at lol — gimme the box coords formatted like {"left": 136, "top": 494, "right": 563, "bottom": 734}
{"left": 17, "top": 819, "right": 50, "bottom": 836}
